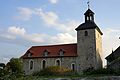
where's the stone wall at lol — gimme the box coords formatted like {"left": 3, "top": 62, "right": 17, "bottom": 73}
{"left": 23, "top": 57, "right": 77, "bottom": 75}
{"left": 95, "top": 29, "right": 103, "bottom": 69}
{"left": 77, "top": 29, "right": 102, "bottom": 71}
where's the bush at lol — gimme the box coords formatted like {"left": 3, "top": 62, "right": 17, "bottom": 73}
{"left": 83, "top": 68, "right": 116, "bottom": 75}
{"left": 0, "top": 58, "right": 24, "bottom": 80}
{"left": 7, "top": 58, "right": 23, "bottom": 74}
{"left": 33, "top": 66, "right": 78, "bottom": 76}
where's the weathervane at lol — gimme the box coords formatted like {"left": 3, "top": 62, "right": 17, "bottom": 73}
{"left": 87, "top": 0, "right": 90, "bottom": 9}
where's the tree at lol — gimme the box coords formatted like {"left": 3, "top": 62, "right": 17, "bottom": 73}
{"left": 6, "top": 58, "right": 23, "bottom": 74}
{"left": 0, "top": 63, "right": 5, "bottom": 69}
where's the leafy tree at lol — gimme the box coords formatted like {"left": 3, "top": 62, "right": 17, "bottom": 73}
{"left": 0, "top": 63, "right": 5, "bottom": 69}
{"left": 6, "top": 58, "right": 23, "bottom": 74}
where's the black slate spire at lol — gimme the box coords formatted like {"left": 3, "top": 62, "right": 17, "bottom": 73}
{"left": 75, "top": 8, "right": 103, "bottom": 35}
{"left": 84, "top": 9, "right": 94, "bottom": 22}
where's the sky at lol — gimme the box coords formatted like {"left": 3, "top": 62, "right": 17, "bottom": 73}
{"left": 0, "top": 0, "right": 120, "bottom": 66}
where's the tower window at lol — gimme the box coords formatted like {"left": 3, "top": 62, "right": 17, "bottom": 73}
{"left": 87, "top": 16, "right": 89, "bottom": 20}
{"left": 90, "top": 16, "right": 92, "bottom": 20}
{"left": 85, "top": 31, "right": 88, "bottom": 36}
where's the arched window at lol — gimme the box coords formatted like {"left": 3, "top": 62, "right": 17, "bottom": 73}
{"left": 90, "top": 16, "right": 92, "bottom": 20}
{"left": 71, "top": 63, "right": 75, "bottom": 71}
{"left": 87, "top": 16, "right": 89, "bottom": 21}
{"left": 55, "top": 59, "right": 61, "bottom": 66}
{"left": 41, "top": 60, "right": 46, "bottom": 69}
{"left": 85, "top": 31, "right": 88, "bottom": 36}
{"left": 29, "top": 60, "right": 34, "bottom": 70}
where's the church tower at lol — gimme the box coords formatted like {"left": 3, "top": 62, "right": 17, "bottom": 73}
{"left": 75, "top": 7, "right": 103, "bottom": 72}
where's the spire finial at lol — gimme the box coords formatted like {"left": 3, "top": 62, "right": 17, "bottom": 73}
{"left": 87, "top": 0, "right": 90, "bottom": 9}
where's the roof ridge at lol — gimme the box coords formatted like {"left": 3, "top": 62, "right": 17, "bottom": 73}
{"left": 31, "top": 43, "right": 77, "bottom": 47}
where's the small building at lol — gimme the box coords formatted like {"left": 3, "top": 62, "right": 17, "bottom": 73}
{"left": 21, "top": 7, "right": 103, "bottom": 75}
{"left": 105, "top": 46, "right": 120, "bottom": 70}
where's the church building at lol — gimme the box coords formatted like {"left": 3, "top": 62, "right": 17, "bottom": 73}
{"left": 21, "top": 7, "right": 103, "bottom": 75}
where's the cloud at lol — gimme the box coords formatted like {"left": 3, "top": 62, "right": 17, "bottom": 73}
{"left": 49, "top": 0, "right": 58, "bottom": 4}
{"left": 15, "top": 7, "right": 79, "bottom": 35}
{"left": 24, "top": 33, "right": 47, "bottom": 43}
{"left": 0, "top": 34, "right": 16, "bottom": 40}
{"left": 0, "top": 25, "right": 77, "bottom": 47}
{"left": 35, "top": 8, "right": 79, "bottom": 35}
{"left": 15, "top": 7, "right": 33, "bottom": 21}
{"left": 35, "top": 8, "right": 58, "bottom": 26}
{"left": 7, "top": 26, "right": 47, "bottom": 43}
{"left": 51, "top": 33, "right": 76, "bottom": 44}
{"left": 8, "top": 26, "right": 26, "bottom": 36}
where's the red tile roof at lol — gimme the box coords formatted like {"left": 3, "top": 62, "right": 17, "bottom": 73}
{"left": 21, "top": 43, "right": 77, "bottom": 59}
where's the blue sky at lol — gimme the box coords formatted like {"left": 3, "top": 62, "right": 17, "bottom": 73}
{"left": 0, "top": 0, "right": 120, "bottom": 66}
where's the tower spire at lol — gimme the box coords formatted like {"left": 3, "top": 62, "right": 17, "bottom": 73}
{"left": 87, "top": 0, "right": 90, "bottom": 9}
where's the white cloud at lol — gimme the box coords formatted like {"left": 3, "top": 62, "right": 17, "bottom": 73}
{"left": 12, "top": 7, "right": 79, "bottom": 45}
{"left": 15, "top": 7, "right": 33, "bottom": 21}
{"left": 35, "top": 8, "right": 79, "bottom": 35}
{"left": 51, "top": 33, "right": 76, "bottom": 44}
{"left": 8, "top": 26, "right": 26, "bottom": 36}
{"left": 6, "top": 26, "right": 48, "bottom": 43}
{"left": 0, "top": 34, "right": 16, "bottom": 40}
{"left": 35, "top": 8, "right": 58, "bottom": 26}
{"left": 24, "top": 33, "right": 46, "bottom": 43}
{"left": 15, "top": 7, "right": 79, "bottom": 36}
{"left": 49, "top": 0, "right": 58, "bottom": 4}
{"left": 57, "top": 20, "right": 79, "bottom": 34}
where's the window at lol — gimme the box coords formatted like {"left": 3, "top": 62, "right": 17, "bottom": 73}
{"left": 85, "top": 31, "right": 88, "bottom": 36}
{"left": 59, "top": 49, "right": 64, "bottom": 56}
{"left": 87, "top": 16, "right": 89, "bottom": 20}
{"left": 43, "top": 50, "right": 49, "bottom": 57}
{"left": 90, "top": 16, "right": 92, "bottom": 20}
{"left": 55, "top": 59, "right": 61, "bottom": 66}
{"left": 29, "top": 60, "right": 34, "bottom": 70}
{"left": 27, "top": 51, "right": 32, "bottom": 57}
{"left": 44, "top": 51, "right": 48, "bottom": 56}
{"left": 41, "top": 60, "right": 46, "bottom": 69}
{"left": 71, "top": 63, "right": 75, "bottom": 71}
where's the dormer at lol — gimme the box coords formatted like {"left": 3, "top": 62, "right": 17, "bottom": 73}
{"left": 27, "top": 51, "right": 33, "bottom": 57}
{"left": 43, "top": 49, "right": 49, "bottom": 57}
{"left": 59, "top": 49, "right": 65, "bottom": 56}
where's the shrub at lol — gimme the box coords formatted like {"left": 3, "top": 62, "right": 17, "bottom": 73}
{"left": 33, "top": 66, "right": 78, "bottom": 76}
{"left": 83, "top": 68, "right": 116, "bottom": 75}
